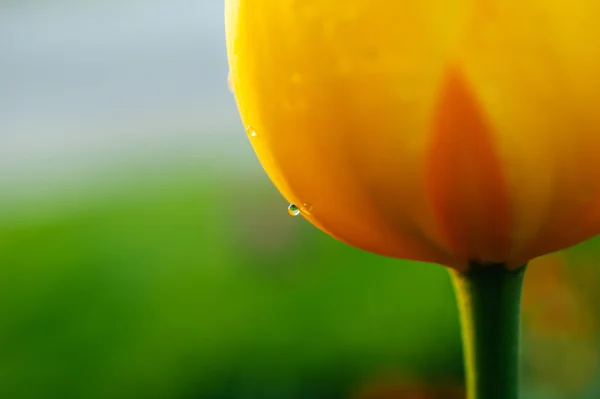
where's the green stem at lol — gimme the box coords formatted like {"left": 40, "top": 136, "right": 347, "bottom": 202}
{"left": 450, "top": 263, "right": 527, "bottom": 399}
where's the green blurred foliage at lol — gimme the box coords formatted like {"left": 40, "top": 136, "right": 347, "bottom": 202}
{"left": 0, "top": 168, "right": 463, "bottom": 399}
{"left": 3, "top": 165, "right": 600, "bottom": 398}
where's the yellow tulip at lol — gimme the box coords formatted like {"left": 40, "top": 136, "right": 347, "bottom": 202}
{"left": 225, "top": 1, "right": 600, "bottom": 272}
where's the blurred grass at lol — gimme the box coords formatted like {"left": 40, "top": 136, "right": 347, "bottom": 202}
{"left": 0, "top": 167, "right": 462, "bottom": 399}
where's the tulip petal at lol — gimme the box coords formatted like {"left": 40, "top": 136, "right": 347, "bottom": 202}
{"left": 457, "top": 1, "right": 600, "bottom": 265}
{"left": 226, "top": 0, "right": 468, "bottom": 267}
{"left": 427, "top": 66, "right": 511, "bottom": 264}
{"left": 227, "top": 0, "right": 600, "bottom": 267}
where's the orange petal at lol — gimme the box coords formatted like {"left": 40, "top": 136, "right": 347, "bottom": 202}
{"left": 457, "top": 1, "right": 600, "bottom": 264}
{"left": 225, "top": 0, "right": 466, "bottom": 267}
{"left": 427, "top": 67, "right": 511, "bottom": 264}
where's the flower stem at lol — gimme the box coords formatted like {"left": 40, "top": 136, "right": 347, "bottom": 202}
{"left": 450, "top": 263, "right": 527, "bottom": 399}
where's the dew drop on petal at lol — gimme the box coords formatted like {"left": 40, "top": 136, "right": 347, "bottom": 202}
{"left": 246, "top": 126, "right": 257, "bottom": 138}
{"left": 300, "top": 202, "right": 313, "bottom": 215}
{"left": 227, "top": 72, "right": 234, "bottom": 93}
{"left": 287, "top": 204, "right": 300, "bottom": 216}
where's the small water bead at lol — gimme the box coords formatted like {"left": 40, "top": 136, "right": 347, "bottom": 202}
{"left": 300, "top": 202, "right": 313, "bottom": 215}
{"left": 246, "top": 125, "right": 257, "bottom": 138}
{"left": 227, "top": 72, "right": 234, "bottom": 93}
{"left": 287, "top": 204, "right": 300, "bottom": 216}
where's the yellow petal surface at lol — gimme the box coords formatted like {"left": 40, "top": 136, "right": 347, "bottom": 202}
{"left": 226, "top": 0, "right": 600, "bottom": 269}
{"left": 226, "top": 0, "right": 470, "bottom": 268}
{"left": 457, "top": 1, "right": 600, "bottom": 266}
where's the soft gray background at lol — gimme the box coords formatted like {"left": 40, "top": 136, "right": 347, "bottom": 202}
{"left": 1, "top": 0, "right": 247, "bottom": 191}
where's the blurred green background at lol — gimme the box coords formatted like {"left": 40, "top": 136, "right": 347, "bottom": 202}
{"left": 2, "top": 2, "right": 600, "bottom": 398}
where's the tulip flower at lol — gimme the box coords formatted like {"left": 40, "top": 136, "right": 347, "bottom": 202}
{"left": 225, "top": 2, "right": 600, "bottom": 398}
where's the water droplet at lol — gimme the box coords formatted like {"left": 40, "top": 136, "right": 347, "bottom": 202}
{"left": 246, "top": 126, "right": 257, "bottom": 138}
{"left": 227, "top": 72, "right": 234, "bottom": 93}
{"left": 300, "top": 202, "right": 313, "bottom": 215}
{"left": 287, "top": 204, "right": 300, "bottom": 216}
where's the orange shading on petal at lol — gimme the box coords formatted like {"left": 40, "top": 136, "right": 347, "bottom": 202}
{"left": 426, "top": 66, "right": 511, "bottom": 265}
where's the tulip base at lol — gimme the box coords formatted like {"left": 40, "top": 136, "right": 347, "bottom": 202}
{"left": 450, "top": 263, "right": 527, "bottom": 399}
